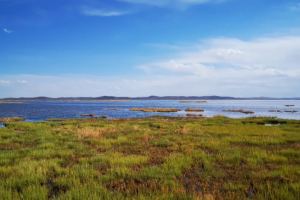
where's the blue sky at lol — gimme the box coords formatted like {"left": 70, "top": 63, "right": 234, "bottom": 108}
{"left": 1, "top": 0, "right": 300, "bottom": 98}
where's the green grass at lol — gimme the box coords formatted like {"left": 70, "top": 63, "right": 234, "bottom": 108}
{"left": 0, "top": 116, "right": 300, "bottom": 199}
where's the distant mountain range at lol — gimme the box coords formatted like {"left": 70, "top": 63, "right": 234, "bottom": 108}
{"left": 1, "top": 96, "right": 300, "bottom": 101}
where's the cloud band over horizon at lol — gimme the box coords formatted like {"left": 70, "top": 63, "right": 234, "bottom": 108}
{"left": 1, "top": 34, "right": 300, "bottom": 98}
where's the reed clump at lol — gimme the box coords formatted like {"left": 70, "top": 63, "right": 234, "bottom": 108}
{"left": 80, "top": 113, "right": 95, "bottom": 117}
{"left": 0, "top": 117, "right": 25, "bottom": 122}
{"left": 130, "top": 108, "right": 180, "bottom": 112}
{"left": 0, "top": 101, "right": 24, "bottom": 104}
{"left": 45, "top": 118, "right": 71, "bottom": 121}
{"left": 186, "top": 113, "right": 203, "bottom": 117}
{"left": 284, "top": 111, "right": 298, "bottom": 113}
{"left": 223, "top": 110, "right": 255, "bottom": 114}
{"left": 94, "top": 116, "right": 108, "bottom": 119}
{"left": 185, "top": 108, "right": 204, "bottom": 112}
{"left": 269, "top": 110, "right": 282, "bottom": 112}
{"left": 80, "top": 114, "right": 107, "bottom": 119}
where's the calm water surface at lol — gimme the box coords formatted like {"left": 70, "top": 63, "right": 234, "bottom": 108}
{"left": 0, "top": 100, "right": 299, "bottom": 121}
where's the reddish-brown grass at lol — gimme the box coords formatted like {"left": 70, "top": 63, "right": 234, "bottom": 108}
{"left": 77, "top": 127, "right": 117, "bottom": 139}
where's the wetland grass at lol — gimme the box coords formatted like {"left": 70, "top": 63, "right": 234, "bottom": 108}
{"left": 223, "top": 110, "right": 255, "bottom": 114}
{"left": 0, "top": 116, "right": 300, "bottom": 199}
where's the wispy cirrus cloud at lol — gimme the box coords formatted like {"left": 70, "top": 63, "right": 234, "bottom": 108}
{"left": 118, "top": 0, "right": 226, "bottom": 8}
{"left": 17, "top": 80, "right": 27, "bottom": 83}
{"left": 290, "top": 3, "right": 300, "bottom": 11}
{"left": 0, "top": 80, "right": 27, "bottom": 84}
{"left": 4, "top": 28, "right": 13, "bottom": 33}
{"left": 144, "top": 43, "right": 181, "bottom": 50}
{"left": 0, "top": 80, "right": 10, "bottom": 84}
{"left": 80, "top": 6, "right": 131, "bottom": 17}
{"left": 112, "top": 86, "right": 122, "bottom": 92}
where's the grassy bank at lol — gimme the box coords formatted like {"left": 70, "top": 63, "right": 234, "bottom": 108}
{"left": 0, "top": 116, "right": 300, "bottom": 199}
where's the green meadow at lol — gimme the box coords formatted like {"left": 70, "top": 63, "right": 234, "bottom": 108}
{"left": 0, "top": 116, "right": 300, "bottom": 199}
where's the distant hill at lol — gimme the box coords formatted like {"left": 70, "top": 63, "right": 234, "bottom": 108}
{"left": 1, "top": 96, "right": 300, "bottom": 101}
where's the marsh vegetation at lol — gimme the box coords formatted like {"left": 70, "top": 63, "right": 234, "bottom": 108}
{"left": 222, "top": 110, "right": 255, "bottom": 114}
{"left": 80, "top": 114, "right": 108, "bottom": 119}
{"left": 130, "top": 108, "right": 181, "bottom": 112}
{"left": 185, "top": 108, "right": 204, "bottom": 112}
{"left": 0, "top": 101, "right": 24, "bottom": 104}
{"left": 186, "top": 114, "right": 203, "bottom": 117}
{"left": 0, "top": 117, "right": 26, "bottom": 122}
{"left": 0, "top": 116, "right": 300, "bottom": 199}
{"left": 109, "top": 108, "right": 124, "bottom": 110}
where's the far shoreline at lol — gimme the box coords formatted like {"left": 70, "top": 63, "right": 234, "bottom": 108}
{"left": 1, "top": 99, "right": 300, "bottom": 102}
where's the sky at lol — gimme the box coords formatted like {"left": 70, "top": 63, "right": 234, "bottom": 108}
{"left": 1, "top": 0, "right": 300, "bottom": 98}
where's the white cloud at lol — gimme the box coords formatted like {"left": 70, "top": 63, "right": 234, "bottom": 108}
{"left": 140, "top": 36, "right": 300, "bottom": 75}
{"left": 4, "top": 28, "right": 13, "bottom": 33}
{"left": 0, "top": 70, "right": 299, "bottom": 98}
{"left": 81, "top": 7, "right": 131, "bottom": 16}
{"left": 0, "top": 36, "right": 300, "bottom": 98}
{"left": 118, "top": 0, "right": 225, "bottom": 8}
{"left": 113, "top": 86, "right": 122, "bottom": 91}
{"left": 0, "top": 80, "right": 10, "bottom": 84}
{"left": 17, "top": 80, "right": 27, "bottom": 83}
{"left": 134, "top": 35, "right": 300, "bottom": 97}
{"left": 123, "top": 79, "right": 138, "bottom": 83}
{"left": 144, "top": 43, "right": 180, "bottom": 49}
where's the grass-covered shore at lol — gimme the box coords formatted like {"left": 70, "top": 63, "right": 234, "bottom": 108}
{"left": 0, "top": 116, "right": 300, "bottom": 200}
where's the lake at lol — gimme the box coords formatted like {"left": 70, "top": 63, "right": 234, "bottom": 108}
{"left": 0, "top": 100, "right": 299, "bottom": 122}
